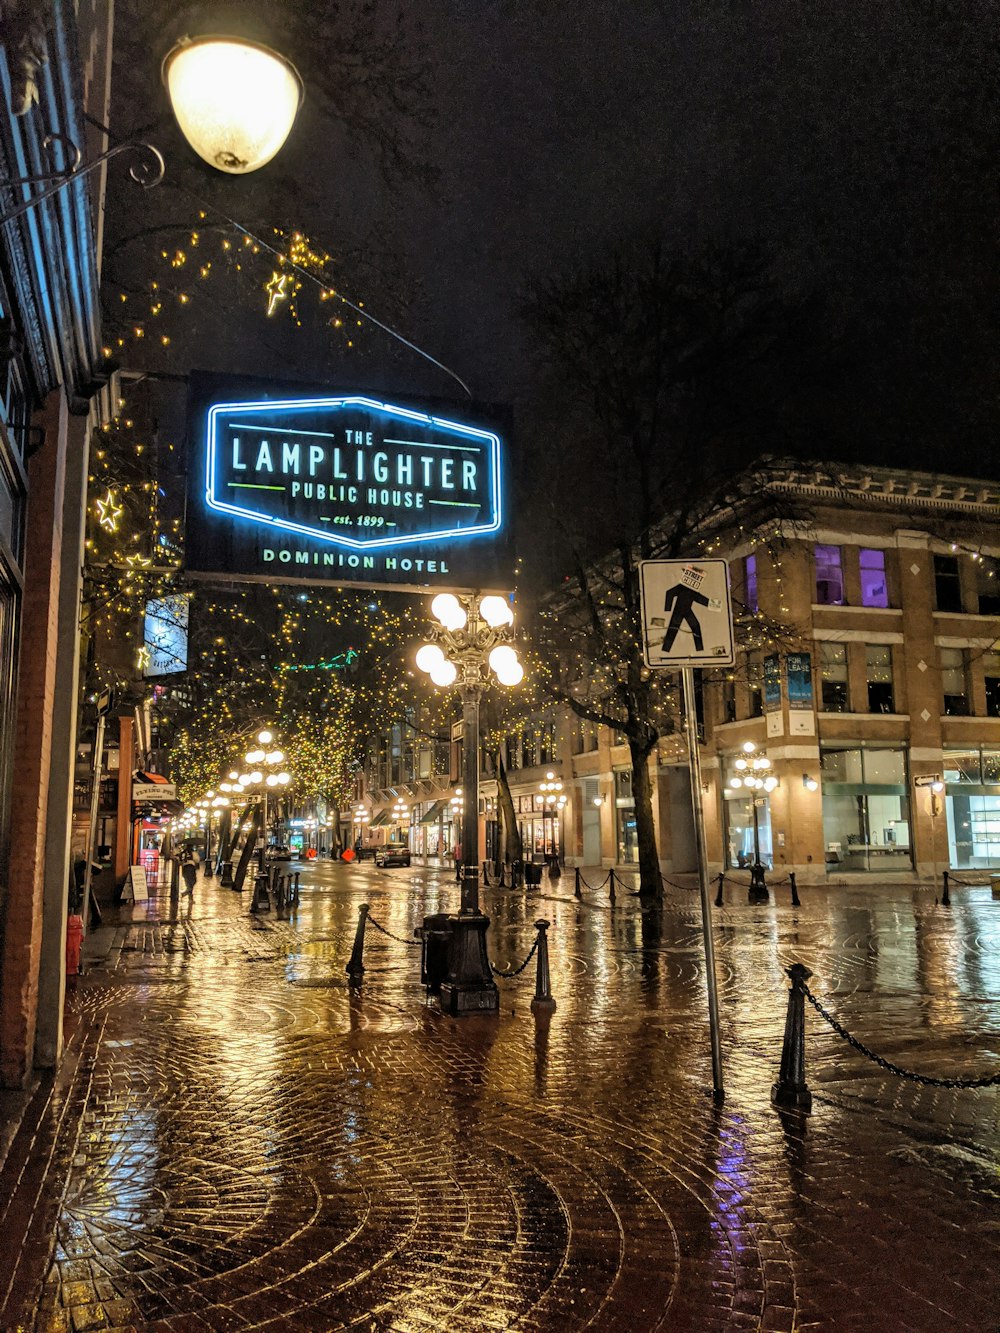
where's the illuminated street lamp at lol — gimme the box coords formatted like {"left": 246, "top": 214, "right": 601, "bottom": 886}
{"left": 728, "top": 740, "right": 775, "bottom": 902}
{"left": 240, "top": 729, "right": 291, "bottom": 870}
{"left": 163, "top": 35, "right": 304, "bottom": 174}
{"left": 416, "top": 593, "right": 523, "bottom": 1015}
{"left": 538, "top": 771, "right": 568, "bottom": 865}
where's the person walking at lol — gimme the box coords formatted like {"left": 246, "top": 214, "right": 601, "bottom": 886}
{"left": 181, "top": 853, "right": 197, "bottom": 896}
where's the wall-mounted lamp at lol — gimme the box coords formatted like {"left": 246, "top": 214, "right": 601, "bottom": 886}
{"left": 803, "top": 775, "right": 819, "bottom": 791}
{"left": 592, "top": 795, "right": 605, "bottom": 807}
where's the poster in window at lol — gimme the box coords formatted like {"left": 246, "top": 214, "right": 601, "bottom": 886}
{"left": 786, "top": 652, "right": 814, "bottom": 710}
{"left": 763, "top": 654, "right": 782, "bottom": 712}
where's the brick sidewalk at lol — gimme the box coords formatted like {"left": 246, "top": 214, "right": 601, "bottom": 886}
{"left": 1, "top": 863, "right": 997, "bottom": 1330}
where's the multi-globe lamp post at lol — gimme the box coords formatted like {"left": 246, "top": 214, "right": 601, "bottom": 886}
{"left": 235, "top": 729, "right": 291, "bottom": 870}
{"left": 538, "top": 772, "right": 567, "bottom": 866}
{"left": 415, "top": 593, "right": 523, "bottom": 1015}
{"left": 728, "top": 740, "right": 777, "bottom": 902}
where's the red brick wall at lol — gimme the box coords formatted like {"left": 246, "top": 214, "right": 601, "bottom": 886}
{"left": 0, "top": 393, "right": 66, "bottom": 1087}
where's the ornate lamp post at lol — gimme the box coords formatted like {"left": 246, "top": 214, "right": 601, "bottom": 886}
{"left": 416, "top": 593, "right": 523, "bottom": 1015}
{"left": 728, "top": 741, "right": 778, "bottom": 902}
{"left": 538, "top": 771, "right": 567, "bottom": 866}
{"left": 237, "top": 729, "right": 291, "bottom": 871}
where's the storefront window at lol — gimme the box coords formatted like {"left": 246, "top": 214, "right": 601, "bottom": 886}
{"left": 984, "top": 652, "right": 1000, "bottom": 718}
{"left": 944, "top": 747, "right": 1000, "bottom": 869}
{"left": 723, "top": 792, "right": 772, "bottom": 869}
{"left": 820, "top": 746, "right": 911, "bottom": 872}
{"left": 615, "top": 770, "right": 637, "bottom": 863}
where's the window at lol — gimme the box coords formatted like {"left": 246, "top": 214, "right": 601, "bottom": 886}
{"left": 934, "top": 554, "right": 963, "bottom": 612}
{"left": 976, "top": 563, "right": 1000, "bottom": 617}
{"left": 941, "top": 647, "right": 969, "bottom": 715}
{"left": 859, "top": 549, "right": 889, "bottom": 608}
{"left": 814, "top": 545, "right": 844, "bottom": 605}
{"left": 746, "top": 659, "right": 763, "bottom": 718}
{"left": 985, "top": 652, "right": 1000, "bottom": 718}
{"left": 819, "top": 642, "right": 849, "bottom": 711}
{"left": 744, "top": 554, "right": 758, "bottom": 613}
{"left": 866, "top": 645, "right": 895, "bottom": 713}
{"left": 820, "top": 746, "right": 911, "bottom": 872}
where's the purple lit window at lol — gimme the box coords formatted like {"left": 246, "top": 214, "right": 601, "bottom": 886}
{"left": 814, "top": 545, "right": 844, "bottom": 605}
{"left": 745, "top": 555, "right": 758, "bottom": 612}
{"left": 860, "top": 548, "right": 889, "bottom": 608}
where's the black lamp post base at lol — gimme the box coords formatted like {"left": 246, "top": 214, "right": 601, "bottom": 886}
{"left": 438, "top": 913, "right": 499, "bottom": 1016}
{"left": 748, "top": 861, "right": 769, "bottom": 903}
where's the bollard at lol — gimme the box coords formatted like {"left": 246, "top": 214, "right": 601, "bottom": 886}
{"left": 291, "top": 871, "right": 301, "bottom": 905}
{"left": 169, "top": 857, "right": 180, "bottom": 896}
{"left": 790, "top": 872, "right": 801, "bottom": 908}
{"left": 771, "top": 962, "right": 813, "bottom": 1113}
{"left": 530, "top": 918, "right": 557, "bottom": 1013}
{"left": 608, "top": 869, "right": 616, "bottom": 904}
{"left": 249, "top": 872, "right": 271, "bottom": 914}
{"left": 220, "top": 859, "right": 234, "bottom": 888}
{"left": 715, "top": 872, "right": 725, "bottom": 908}
{"left": 274, "top": 874, "right": 286, "bottom": 915}
{"left": 203, "top": 857, "right": 214, "bottom": 879}
{"left": 346, "top": 903, "right": 369, "bottom": 982}
{"left": 941, "top": 870, "right": 951, "bottom": 907}
{"left": 574, "top": 867, "right": 582, "bottom": 901}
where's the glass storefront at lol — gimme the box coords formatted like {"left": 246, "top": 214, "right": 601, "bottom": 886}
{"left": 944, "top": 748, "right": 1000, "bottom": 869}
{"left": 723, "top": 792, "right": 773, "bottom": 869}
{"left": 614, "top": 771, "right": 637, "bottom": 863}
{"left": 514, "top": 793, "right": 563, "bottom": 859}
{"left": 820, "top": 747, "right": 912, "bottom": 872}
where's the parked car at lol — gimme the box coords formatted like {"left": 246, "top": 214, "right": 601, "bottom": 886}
{"left": 375, "top": 841, "right": 411, "bottom": 868}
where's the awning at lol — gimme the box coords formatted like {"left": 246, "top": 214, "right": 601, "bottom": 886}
{"left": 419, "top": 799, "right": 447, "bottom": 825}
{"left": 369, "top": 810, "right": 389, "bottom": 828}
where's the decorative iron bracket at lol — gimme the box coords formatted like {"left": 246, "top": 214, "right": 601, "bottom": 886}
{"left": 0, "top": 132, "right": 164, "bottom": 226}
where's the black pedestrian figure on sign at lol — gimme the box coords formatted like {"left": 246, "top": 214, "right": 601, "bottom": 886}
{"left": 661, "top": 581, "right": 709, "bottom": 654}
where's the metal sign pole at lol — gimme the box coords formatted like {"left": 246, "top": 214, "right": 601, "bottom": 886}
{"left": 682, "top": 666, "right": 725, "bottom": 1104}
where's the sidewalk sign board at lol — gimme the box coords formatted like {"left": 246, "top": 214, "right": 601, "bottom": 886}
{"left": 121, "top": 864, "right": 148, "bottom": 903}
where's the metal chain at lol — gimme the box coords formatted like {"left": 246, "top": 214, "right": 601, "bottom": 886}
{"left": 490, "top": 935, "right": 540, "bottom": 979}
{"left": 578, "top": 871, "right": 613, "bottom": 893}
{"left": 945, "top": 873, "right": 991, "bottom": 888}
{"left": 803, "top": 984, "right": 1000, "bottom": 1089}
{"left": 365, "top": 911, "right": 419, "bottom": 947}
{"left": 721, "top": 873, "right": 791, "bottom": 887}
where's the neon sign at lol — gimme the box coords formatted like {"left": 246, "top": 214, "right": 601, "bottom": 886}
{"left": 185, "top": 374, "right": 512, "bottom": 593}
{"left": 205, "top": 395, "right": 502, "bottom": 551}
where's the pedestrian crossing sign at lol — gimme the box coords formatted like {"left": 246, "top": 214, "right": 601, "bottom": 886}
{"left": 639, "top": 559, "right": 735, "bottom": 669}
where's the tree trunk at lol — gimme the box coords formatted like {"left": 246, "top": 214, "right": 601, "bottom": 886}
{"left": 328, "top": 803, "right": 342, "bottom": 855}
{"left": 497, "top": 755, "right": 522, "bottom": 865}
{"left": 628, "top": 734, "right": 662, "bottom": 900}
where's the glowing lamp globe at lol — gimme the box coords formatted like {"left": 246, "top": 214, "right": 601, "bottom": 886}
{"left": 478, "top": 595, "right": 514, "bottom": 627}
{"left": 162, "top": 37, "right": 304, "bottom": 175}
{"left": 495, "top": 658, "right": 524, "bottom": 686}
{"left": 278, "top": 772, "right": 291, "bottom": 785}
{"left": 431, "top": 593, "right": 467, "bottom": 631}
{"left": 430, "top": 659, "right": 458, "bottom": 688}
{"left": 415, "top": 643, "right": 445, "bottom": 674}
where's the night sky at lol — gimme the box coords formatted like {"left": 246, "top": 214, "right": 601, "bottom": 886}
{"left": 105, "top": 1, "right": 1000, "bottom": 481}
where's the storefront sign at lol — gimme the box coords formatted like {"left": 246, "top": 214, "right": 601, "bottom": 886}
{"left": 786, "top": 652, "right": 813, "bottom": 710}
{"left": 185, "top": 372, "right": 512, "bottom": 592}
{"left": 133, "top": 782, "right": 177, "bottom": 802}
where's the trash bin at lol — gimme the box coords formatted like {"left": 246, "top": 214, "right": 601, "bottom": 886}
{"left": 525, "top": 861, "right": 543, "bottom": 886}
{"left": 417, "top": 912, "right": 453, "bottom": 992}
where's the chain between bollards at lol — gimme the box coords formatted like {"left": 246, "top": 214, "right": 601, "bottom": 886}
{"left": 345, "top": 903, "right": 369, "bottom": 982}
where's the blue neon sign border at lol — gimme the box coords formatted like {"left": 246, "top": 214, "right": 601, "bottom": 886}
{"left": 204, "top": 395, "right": 503, "bottom": 552}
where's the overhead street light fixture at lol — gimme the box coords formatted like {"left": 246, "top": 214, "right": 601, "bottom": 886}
{"left": 162, "top": 35, "right": 304, "bottom": 174}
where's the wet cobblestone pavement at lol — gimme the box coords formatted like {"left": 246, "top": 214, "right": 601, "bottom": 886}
{"left": 1, "top": 863, "right": 998, "bottom": 1331}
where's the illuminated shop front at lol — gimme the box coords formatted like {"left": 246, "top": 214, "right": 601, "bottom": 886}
{"left": 515, "top": 794, "right": 564, "bottom": 860}
{"left": 943, "top": 748, "right": 1000, "bottom": 869}
{"left": 820, "top": 747, "right": 912, "bottom": 872}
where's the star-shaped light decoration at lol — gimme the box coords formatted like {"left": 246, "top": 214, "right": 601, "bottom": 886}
{"left": 96, "top": 489, "right": 122, "bottom": 533}
{"left": 265, "top": 270, "right": 291, "bottom": 317}
{"left": 124, "top": 553, "right": 152, "bottom": 569}
{"left": 136, "top": 646, "right": 152, "bottom": 672}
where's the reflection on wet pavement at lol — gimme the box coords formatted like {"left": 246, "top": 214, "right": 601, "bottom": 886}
{"left": 2, "top": 861, "right": 998, "bottom": 1330}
